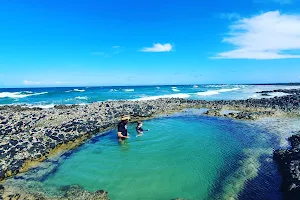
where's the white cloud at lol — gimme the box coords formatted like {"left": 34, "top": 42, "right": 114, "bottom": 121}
{"left": 214, "top": 11, "right": 300, "bottom": 59}
{"left": 23, "top": 80, "right": 41, "bottom": 85}
{"left": 140, "top": 43, "right": 173, "bottom": 52}
{"left": 112, "top": 46, "right": 120, "bottom": 48}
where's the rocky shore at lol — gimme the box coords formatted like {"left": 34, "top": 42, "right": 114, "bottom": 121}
{"left": 0, "top": 89, "right": 300, "bottom": 199}
{"left": 274, "top": 133, "right": 300, "bottom": 200}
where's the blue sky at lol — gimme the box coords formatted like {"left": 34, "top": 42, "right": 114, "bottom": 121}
{"left": 1, "top": 0, "right": 300, "bottom": 87}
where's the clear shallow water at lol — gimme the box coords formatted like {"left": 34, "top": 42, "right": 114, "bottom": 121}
{"left": 6, "top": 113, "right": 282, "bottom": 200}
{"left": 1, "top": 84, "right": 300, "bottom": 107}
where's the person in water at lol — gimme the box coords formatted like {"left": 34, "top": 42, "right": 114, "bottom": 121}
{"left": 118, "top": 115, "right": 130, "bottom": 141}
{"left": 136, "top": 121, "right": 149, "bottom": 136}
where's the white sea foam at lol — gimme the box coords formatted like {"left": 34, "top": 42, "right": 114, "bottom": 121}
{"left": 251, "top": 118, "right": 300, "bottom": 147}
{"left": 22, "top": 91, "right": 33, "bottom": 94}
{"left": 197, "top": 90, "right": 220, "bottom": 96}
{"left": 156, "top": 87, "right": 160, "bottom": 89}
{"left": 28, "top": 104, "right": 55, "bottom": 109}
{"left": 172, "top": 88, "right": 180, "bottom": 92}
{"left": 109, "top": 89, "right": 118, "bottom": 92}
{"left": 135, "top": 93, "right": 190, "bottom": 101}
{"left": 250, "top": 94, "right": 259, "bottom": 98}
{"left": 268, "top": 92, "right": 291, "bottom": 98}
{"left": 250, "top": 92, "right": 290, "bottom": 99}
{"left": 73, "top": 89, "right": 85, "bottom": 92}
{"left": 0, "top": 91, "right": 48, "bottom": 99}
{"left": 197, "top": 88, "right": 240, "bottom": 96}
{"left": 123, "top": 89, "right": 134, "bottom": 92}
{"left": 217, "top": 88, "right": 240, "bottom": 92}
{"left": 205, "top": 84, "right": 229, "bottom": 88}
{"left": 0, "top": 92, "right": 29, "bottom": 98}
{"left": 75, "top": 96, "right": 89, "bottom": 100}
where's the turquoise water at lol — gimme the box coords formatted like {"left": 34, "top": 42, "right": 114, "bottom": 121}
{"left": 1, "top": 84, "right": 299, "bottom": 107}
{"left": 44, "top": 116, "right": 242, "bottom": 199}
{"left": 7, "top": 112, "right": 281, "bottom": 200}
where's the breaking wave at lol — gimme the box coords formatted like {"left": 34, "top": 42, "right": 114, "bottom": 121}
{"left": 197, "top": 88, "right": 240, "bottom": 96}
{"left": 123, "top": 89, "right": 134, "bottom": 92}
{"left": 66, "top": 89, "right": 85, "bottom": 92}
{"left": 75, "top": 96, "right": 89, "bottom": 100}
{"left": 0, "top": 91, "right": 48, "bottom": 99}
{"left": 171, "top": 87, "right": 180, "bottom": 92}
{"left": 135, "top": 93, "right": 190, "bottom": 101}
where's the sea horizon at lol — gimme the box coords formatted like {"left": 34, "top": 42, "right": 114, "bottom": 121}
{"left": 1, "top": 82, "right": 300, "bottom": 89}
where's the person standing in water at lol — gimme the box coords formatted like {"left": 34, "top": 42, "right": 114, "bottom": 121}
{"left": 118, "top": 115, "right": 130, "bottom": 141}
{"left": 136, "top": 121, "right": 149, "bottom": 136}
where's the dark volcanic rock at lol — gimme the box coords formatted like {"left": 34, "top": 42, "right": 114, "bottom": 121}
{"left": 61, "top": 185, "right": 109, "bottom": 200}
{"left": 0, "top": 185, "right": 4, "bottom": 197}
{"left": 257, "top": 89, "right": 300, "bottom": 95}
{"left": 289, "top": 134, "right": 300, "bottom": 149}
{"left": 54, "top": 104, "right": 79, "bottom": 109}
{"left": 0, "top": 88, "right": 300, "bottom": 185}
{"left": 204, "top": 109, "right": 221, "bottom": 116}
{"left": 274, "top": 132, "right": 300, "bottom": 200}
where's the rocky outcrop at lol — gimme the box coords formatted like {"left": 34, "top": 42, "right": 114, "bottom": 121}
{"left": 0, "top": 184, "right": 109, "bottom": 200}
{"left": 273, "top": 133, "right": 300, "bottom": 200}
{"left": 224, "top": 110, "right": 276, "bottom": 120}
{"left": 0, "top": 91, "right": 300, "bottom": 183}
{"left": 204, "top": 109, "right": 221, "bottom": 116}
{"left": 0, "top": 89, "right": 299, "bottom": 198}
{"left": 204, "top": 109, "right": 276, "bottom": 120}
{"left": 257, "top": 89, "right": 300, "bottom": 95}
{"left": 61, "top": 185, "right": 108, "bottom": 200}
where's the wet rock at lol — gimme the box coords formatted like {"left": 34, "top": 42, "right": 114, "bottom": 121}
{"left": 9, "top": 139, "right": 18, "bottom": 146}
{"left": 0, "top": 170, "right": 4, "bottom": 180}
{"left": 7, "top": 193, "right": 21, "bottom": 200}
{"left": 289, "top": 134, "right": 300, "bottom": 149}
{"left": 0, "top": 185, "right": 4, "bottom": 198}
{"left": 274, "top": 132, "right": 300, "bottom": 200}
{"left": 61, "top": 185, "right": 109, "bottom": 200}
{"left": 204, "top": 109, "right": 221, "bottom": 116}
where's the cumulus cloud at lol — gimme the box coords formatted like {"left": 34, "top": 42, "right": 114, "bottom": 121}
{"left": 23, "top": 80, "right": 41, "bottom": 85}
{"left": 214, "top": 11, "right": 300, "bottom": 59}
{"left": 140, "top": 43, "right": 173, "bottom": 52}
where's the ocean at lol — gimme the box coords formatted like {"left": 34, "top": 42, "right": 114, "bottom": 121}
{"left": 1, "top": 84, "right": 300, "bottom": 108}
